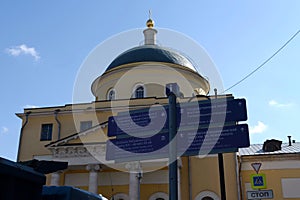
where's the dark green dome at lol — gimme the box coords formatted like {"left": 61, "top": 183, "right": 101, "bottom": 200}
{"left": 105, "top": 45, "right": 196, "bottom": 72}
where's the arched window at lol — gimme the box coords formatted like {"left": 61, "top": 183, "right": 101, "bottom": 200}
{"left": 107, "top": 88, "right": 116, "bottom": 100}
{"left": 149, "top": 192, "right": 168, "bottom": 200}
{"left": 194, "top": 191, "right": 220, "bottom": 200}
{"left": 111, "top": 193, "right": 129, "bottom": 200}
{"left": 134, "top": 85, "right": 144, "bottom": 99}
{"left": 202, "top": 197, "right": 214, "bottom": 200}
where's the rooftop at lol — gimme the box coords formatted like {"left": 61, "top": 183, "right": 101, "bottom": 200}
{"left": 105, "top": 45, "right": 197, "bottom": 72}
{"left": 239, "top": 142, "right": 300, "bottom": 156}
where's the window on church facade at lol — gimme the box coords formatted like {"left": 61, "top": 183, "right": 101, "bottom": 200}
{"left": 40, "top": 124, "right": 53, "bottom": 141}
{"left": 80, "top": 121, "right": 92, "bottom": 132}
{"left": 107, "top": 88, "right": 115, "bottom": 100}
{"left": 135, "top": 86, "right": 144, "bottom": 98}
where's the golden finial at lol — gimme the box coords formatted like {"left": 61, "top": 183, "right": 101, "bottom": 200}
{"left": 146, "top": 10, "right": 154, "bottom": 28}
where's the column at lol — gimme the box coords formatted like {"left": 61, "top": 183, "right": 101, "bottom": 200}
{"left": 50, "top": 171, "right": 61, "bottom": 186}
{"left": 126, "top": 162, "right": 142, "bottom": 200}
{"left": 86, "top": 164, "right": 101, "bottom": 194}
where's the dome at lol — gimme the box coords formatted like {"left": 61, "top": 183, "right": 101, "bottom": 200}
{"left": 105, "top": 45, "right": 197, "bottom": 72}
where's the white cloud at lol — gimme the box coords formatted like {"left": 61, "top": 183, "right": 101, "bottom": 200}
{"left": 1, "top": 126, "right": 8, "bottom": 134}
{"left": 6, "top": 44, "right": 40, "bottom": 61}
{"left": 249, "top": 121, "right": 267, "bottom": 134}
{"left": 269, "top": 100, "right": 293, "bottom": 108}
{"left": 24, "top": 105, "right": 38, "bottom": 109}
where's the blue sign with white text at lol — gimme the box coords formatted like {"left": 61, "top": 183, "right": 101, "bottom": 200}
{"left": 106, "top": 124, "right": 249, "bottom": 161}
{"left": 108, "top": 98, "right": 247, "bottom": 137}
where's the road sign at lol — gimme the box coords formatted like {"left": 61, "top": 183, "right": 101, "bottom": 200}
{"left": 106, "top": 124, "right": 249, "bottom": 161}
{"left": 251, "top": 174, "right": 267, "bottom": 189}
{"left": 251, "top": 162, "right": 262, "bottom": 174}
{"left": 108, "top": 98, "right": 247, "bottom": 137}
{"left": 247, "top": 190, "right": 273, "bottom": 199}
{"left": 180, "top": 124, "right": 249, "bottom": 156}
{"left": 107, "top": 105, "right": 170, "bottom": 137}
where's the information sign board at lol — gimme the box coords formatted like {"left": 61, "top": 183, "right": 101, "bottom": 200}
{"left": 180, "top": 124, "right": 249, "bottom": 156}
{"left": 108, "top": 98, "right": 247, "bottom": 137}
{"left": 247, "top": 190, "right": 273, "bottom": 199}
{"left": 106, "top": 124, "right": 249, "bottom": 161}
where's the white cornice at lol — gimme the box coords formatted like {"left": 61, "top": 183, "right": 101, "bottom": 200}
{"left": 46, "top": 123, "right": 107, "bottom": 148}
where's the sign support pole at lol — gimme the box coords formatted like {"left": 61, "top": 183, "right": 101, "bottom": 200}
{"left": 168, "top": 92, "right": 178, "bottom": 200}
{"left": 218, "top": 153, "right": 226, "bottom": 200}
{"left": 214, "top": 88, "right": 226, "bottom": 200}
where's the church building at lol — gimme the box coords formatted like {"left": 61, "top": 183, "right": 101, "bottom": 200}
{"left": 17, "top": 18, "right": 242, "bottom": 200}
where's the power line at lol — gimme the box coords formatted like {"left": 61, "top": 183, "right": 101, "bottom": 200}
{"left": 223, "top": 29, "right": 300, "bottom": 93}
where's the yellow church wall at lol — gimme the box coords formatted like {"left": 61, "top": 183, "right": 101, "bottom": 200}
{"left": 180, "top": 157, "right": 190, "bottom": 200}
{"left": 70, "top": 184, "right": 168, "bottom": 200}
{"left": 93, "top": 63, "right": 209, "bottom": 101}
{"left": 56, "top": 114, "right": 77, "bottom": 139}
{"left": 18, "top": 114, "right": 56, "bottom": 161}
{"left": 98, "top": 185, "right": 128, "bottom": 199}
{"left": 57, "top": 168, "right": 169, "bottom": 199}
{"left": 190, "top": 153, "right": 239, "bottom": 200}
{"left": 18, "top": 104, "right": 118, "bottom": 161}
{"left": 140, "top": 184, "right": 168, "bottom": 199}
{"left": 191, "top": 156, "right": 220, "bottom": 198}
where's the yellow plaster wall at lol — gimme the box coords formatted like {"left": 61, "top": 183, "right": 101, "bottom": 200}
{"left": 190, "top": 153, "right": 239, "bottom": 200}
{"left": 241, "top": 168, "right": 300, "bottom": 200}
{"left": 18, "top": 105, "right": 115, "bottom": 161}
{"left": 18, "top": 115, "right": 55, "bottom": 161}
{"left": 180, "top": 157, "right": 190, "bottom": 200}
{"left": 64, "top": 184, "right": 168, "bottom": 200}
{"left": 57, "top": 114, "right": 76, "bottom": 139}
{"left": 140, "top": 184, "right": 168, "bottom": 200}
{"left": 93, "top": 63, "right": 209, "bottom": 101}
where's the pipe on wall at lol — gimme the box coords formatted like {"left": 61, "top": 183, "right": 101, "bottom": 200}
{"left": 17, "top": 111, "right": 31, "bottom": 161}
{"left": 235, "top": 153, "right": 242, "bottom": 200}
{"left": 54, "top": 109, "right": 61, "bottom": 140}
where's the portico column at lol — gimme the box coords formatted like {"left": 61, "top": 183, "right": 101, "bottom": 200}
{"left": 86, "top": 164, "right": 101, "bottom": 194}
{"left": 126, "top": 162, "right": 142, "bottom": 200}
{"left": 50, "top": 171, "right": 62, "bottom": 186}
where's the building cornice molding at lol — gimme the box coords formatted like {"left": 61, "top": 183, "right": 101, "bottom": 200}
{"left": 240, "top": 153, "right": 300, "bottom": 162}
{"left": 48, "top": 143, "right": 106, "bottom": 158}
{"left": 45, "top": 123, "right": 107, "bottom": 148}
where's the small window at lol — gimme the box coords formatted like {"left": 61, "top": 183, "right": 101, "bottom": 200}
{"left": 135, "top": 86, "right": 144, "bottom": 98}
{"left": 80, "top": 121, "right": 92, "bottom": 132}
{"left": 40, "top": 124, "right": 53, "bottom": 141}
{"left": 107, "top": 89, "right": 116, "bottom": 100}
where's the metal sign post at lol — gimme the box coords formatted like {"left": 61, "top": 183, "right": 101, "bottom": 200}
{"left": 168, "top": 92, "right": 178, "bottom": 200}
{"left": 215, "top": 88, "right": 227, "bottom": 200}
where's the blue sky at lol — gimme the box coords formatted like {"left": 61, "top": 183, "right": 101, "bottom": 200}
{"left": 1, "top": 1, "right": 300, "bottom": 161}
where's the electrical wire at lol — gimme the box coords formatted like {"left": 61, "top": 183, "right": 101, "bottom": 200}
{"left": 223, "top": 29, "right": 300, "bottom": 93}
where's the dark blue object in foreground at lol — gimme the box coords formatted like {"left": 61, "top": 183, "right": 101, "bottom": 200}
{"left": 42, "top": 186, "right": 105, "bottom": 200}
{"left": 0, "top": 157, "right": 46, "bottom": 200}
